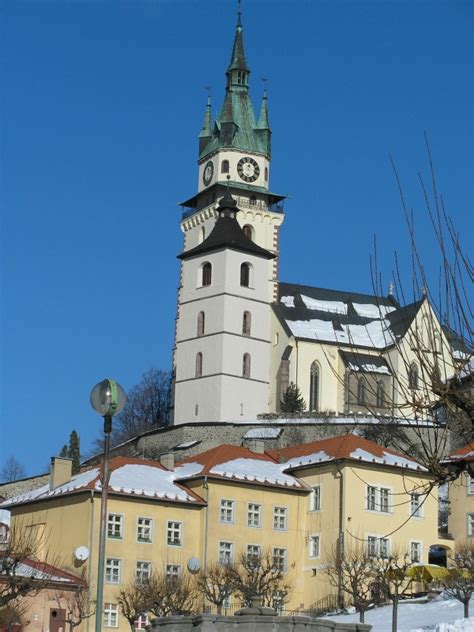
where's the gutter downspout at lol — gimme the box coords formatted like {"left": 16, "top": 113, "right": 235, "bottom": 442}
{"left": 203, "top": 476, "right": 209, "bottom": 612}
{"left": 336, "top": 463, "right": 344, "bottom": 610}
{"left": 87, "top": 490, "right": 95, "bottom": 632}
{"left": 295, "top": 339, "right": 299, "bottom": 387}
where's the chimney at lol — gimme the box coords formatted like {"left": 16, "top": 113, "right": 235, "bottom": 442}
{"left": 50, "top": 457, "right": 72, "bottom": 490}
{"left": 160, "top": 453, "right": 175, "bottom": 470}
{"left": 248, "top": 440, "right": 265, "bottom": 454}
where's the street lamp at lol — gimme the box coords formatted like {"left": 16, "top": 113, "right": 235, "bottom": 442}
{"left": 90, "top": 379, "right": 126, "bottom": 632}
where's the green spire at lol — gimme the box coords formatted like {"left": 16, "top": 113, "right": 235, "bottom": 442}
{"left": 257, "top": 90, "right": 270, "bottom": 130}
{"left": 226, "top": 7, "right": 250, "bottom": 90}
{"left": 199, "top": 95, "right": 212, "bottom": 138}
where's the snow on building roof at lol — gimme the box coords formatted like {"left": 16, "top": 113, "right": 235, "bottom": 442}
{"left": 352, "top": 303, "right": 396, "bottom": 319}
{"left": 1, "top": 457, "right": 205, "bottom": 508}
{"left": 340, "top": 351, "right": 392, "bottom": 375}
{"left": 444, "top": 442, "right": 474, "bottom": 464}
{"left": 300, "top": 295, "right": 348, "bottom": 315}
{"left": 243, "top": 427, "right": 282, "bottom": 439}
{"left": 173, "top": 440, "right": 201, "bottom": 450}
{"left": 284, "top": 317, "right": 395, "bottom": 349}
{"left": 269, "top": 435, "right": 427, "bottom": 472}
{"left": 9, "top": 559, "right": 85, "bottom": 586}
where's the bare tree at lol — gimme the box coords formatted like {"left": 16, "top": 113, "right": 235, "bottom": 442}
{"left": 373, "top": 551, "right": 414, "bottom": 632}
{"left": 231, "top": 549, "right": 291, "bottom": 609}
{"left": 118, "top": 579, "right": 150, "bottom": 631}
{"left": 0, "top": 457, "right": 26, "bottom": 483}
{"left": 443, "top": 541, "right": 474, "bottom": 618}
{"left": 145, "top": 569, "right": 197, "bottom": 616}
{"left": 325, "top": 542, "right": 377, "bottom": 623}
{"left": 196, "top": 561, "right": 236, "bottom": 614}
{"left": 54, "top": 580, "right": 95, "bottom": 632}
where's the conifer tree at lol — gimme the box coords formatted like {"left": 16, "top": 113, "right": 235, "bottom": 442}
{"left": 280, "top": 382, "right": 306, "bottom": 413}
{"left": 59, "top": 445, "right": 68, "bottom": 458}
{"left": 68, "top": 430, "right": 81, "bottom": 474}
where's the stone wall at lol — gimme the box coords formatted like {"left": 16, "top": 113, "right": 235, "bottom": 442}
{"left": 150, "top": 612, "right": 370, "bottom": 632}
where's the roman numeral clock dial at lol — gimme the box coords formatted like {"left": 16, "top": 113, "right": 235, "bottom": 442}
{"left": 237, "top": 157, "right": 260, "bottom": 183}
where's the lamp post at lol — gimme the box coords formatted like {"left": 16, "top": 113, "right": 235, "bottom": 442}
{"left": 90, "top": 379, "right": 126, "bottom": 632}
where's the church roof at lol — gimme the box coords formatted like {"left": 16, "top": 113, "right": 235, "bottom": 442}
{"left": 273, "top": 282, "right": 423, "bottom": 350}
{"left": 339, "top": 350, "right": 392, "bottom": 375}
{"left": 178, "top": 194, "right": 275, "bottom": 261}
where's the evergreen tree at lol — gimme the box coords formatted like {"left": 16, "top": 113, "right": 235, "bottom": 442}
{"left": 68, "top": 430, "right": 81, "bottom": 474}
{"left": 59, "top": 444, "right": 68, "bottom": 458}
{"left": 280, "top": 382, "right": 306, "bottom": 413}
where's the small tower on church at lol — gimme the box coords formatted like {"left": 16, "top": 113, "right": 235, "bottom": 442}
{"left": 173, "top": 191, "right": 275, "bottom": 424}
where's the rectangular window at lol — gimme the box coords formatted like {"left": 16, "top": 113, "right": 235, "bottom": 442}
{"left": 309, "top": 535, "right": 320, "bottom": 558}
{"left": 379, "top": 538, "right": 389, "bottom": 558}
{"left": 105, "top": 558, "right": 121, "bottom": 584}
{"left": 367, "top": 536, "right": 389, "bottom": 558}
{"left": 104, "top": 603, "right": 118, "bottom": 628}
{"left": 410, "top": 541, "right": 421, "bottom": 563}
{"left": 220, "top": 500, "right": 235, "bottom": 524}
{"left": 367, "top": 536, "right": 378, "bottom": 557}
{"left": 247, "top": 503, "right": 261, "bottom": 528}
{"left": 410, "top": 493, "right": 422, "bottom": 517}
{"left": 137, "top": 517, "right": 152, "bottom": 542}
{"left": 107, "top": 514, "right": 123, "bottom": 539}
{"left": 134, "top": 614, "right": 149, "bottom": 630}
{"left": 273, "top": 507, "right": 288, "bottom": 531}
{"left": 136, "top": 561, "right": 151, "bottom": 584}
{"left": 166, "top": 564, "right": 181, "bottom": 579}
{"left": 219, "top": 541, "right": 233, "bottom": 565}
{"left": 468, "top": 475, "right": 474, "bottom": 495}
{"left": 367, "top": 486, "right": 377, "bottom": 511}
{"left": 310, "top": 485, "right": 321, "bottom": 511}
{"left": 247, "top": 544, "right": 261, "bottom": 564}
{"left": 380, "top": 488, "right": 390, "bottom": 513}
{"left": 167, "top": 521, "right": 182, "bottom": 546}
{"left": 468, "top": 513, "right": 474, "bottom": 537}
{"left": 273, "top": 547, "right": 287, "bottom": 572}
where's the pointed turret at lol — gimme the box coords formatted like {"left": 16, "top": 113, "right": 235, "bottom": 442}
{"left": 226, "top": 9, "right": 250, "bottom": 90}
{"left": 198, "top": 95, "right": 213, "bottom": 154}
{"left": 256, "top": 89, "right": 271, "bottom": 157}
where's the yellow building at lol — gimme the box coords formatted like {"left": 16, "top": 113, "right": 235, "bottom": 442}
{"left": 447, "top": 442, "right": 474, "bottom": 544}
{"left": 3, "top": 436, "right": 444, "bottom": 630}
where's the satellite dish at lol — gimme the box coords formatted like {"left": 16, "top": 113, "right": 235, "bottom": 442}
{"left": 187, "top": 557, "right": 201, "bottom": 574}
{"left": 74, "top": 546, "right": 90, "bottom": 561}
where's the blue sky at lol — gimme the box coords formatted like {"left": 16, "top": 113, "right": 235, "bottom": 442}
{"left": 1, "top": 0, "right": 472, "bottom": 476}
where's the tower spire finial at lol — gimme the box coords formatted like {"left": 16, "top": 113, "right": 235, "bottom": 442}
{"left": 237, "top": 0, "right": 242, "bottom": 27}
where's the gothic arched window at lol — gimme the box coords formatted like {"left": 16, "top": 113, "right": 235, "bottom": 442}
{"left": 309, "top": 362, "right": 320, "bottom": 411}
{"left": 221, "top": 160, "right": 229, "bottom": 174}
{"left": 243, "top": 225, "right": 254, "bottom": 241}
{"left": 195, "top": 352, "right": 203, "bottom": 378}
{"left": 197, "top": 311, "right": 205, "bottom": 337}
{"left": 357, "top": 378, "right": 366, "bottom": 405}
{"left": 409, "top": 363, "right": 419, "bottom": 390}
{"left": 243, "top": 353, "right": 251, "bottom": 379}
{"left": 264, "top": 167, "right": 268, "bottom": 181}
{"left": 240, "top": 263, "right": 250, "bottom": 287}
{"left": 202, "top": 262, "right": 212, "bottom": 286}
{"left": 242, "top": 311, "right": 251, "bottom": 336}
{"left": 376, "top": 381, "right": 385, "bottom": 408}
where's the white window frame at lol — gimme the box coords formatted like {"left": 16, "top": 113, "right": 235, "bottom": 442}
{"left": 166, "top": 521, "right": 183, "bottom": 547}
{"left": 134, "top": 614, "right": 149, "bottom": 630}
{"left": 410, "top": 492, "right": 423, "bottom": 518}
{"left": 273, "top": 506, "right": 288, "bottom": 531}
{"left": 136, "top": 561, "right": 152, "bottom": 584}
{"left": 219, "top": 541, "right": 234, "bottom": 565}
{"left": 137, "top": 517, "right": 153, "bottom": 543}
{"left": 410, "top": 540, "right": 422, "bottom": 563}
{"left": 467, "top": 473, "right": 474, "bottom": 496}
{"left": 366, "top": 486, "right": 391, "bottom": 513}
{"left": 104, "top": 603, "right": 119, "bottom": 628}
{"left": 273, "top": 547, "right": 288, "bottom": 572}
{"left": 220, "top": 499, "right": 235, "bottom": 524}
{"left": 105, "top": 558, "right": 121, "bottom": 584}
{"left": 166, "top": 564, "right": 181, "bottom": 579}
{"left": 247, "top": 502, "right": 262, "bottom": 528}
{"left": 246, "top": 544, "right": 261, "bottom": 564}
{"left": 367, "top": 534, "right": 390, "bottom": 558}
{"left": 309, "top": 534, "right": 320, "bottom": 559}
{"left": 107, "top": 513, "right": 123, "bottom": 539}
{"left": 309, "top": 485, "right": 321, "bottom": 511}
{"left": 467, "top": 513, "right": 474, "bottom": 537}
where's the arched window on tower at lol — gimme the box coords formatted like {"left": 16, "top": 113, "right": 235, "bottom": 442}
{"left": 202, "top": 262, "right": 212, "bottom": 286}
{"left": 408, "top": 363, "right": 419, "bottom": 390}
{"left": 240, "top": 262, "right": 250, "bottom": 287}
{"left": 243, "top": 225, "right": 254, "bottom": 241}
{"left": 242, "top": 311, "right": 251, "bottom": 336}
{"left": 197, "top": 311, "right": 205, "bottom": 337}
{"left": 195, "top": 352, "right": 203, "bottom": 378}
{"left": 221, "top": 160, "right": 229, "bottom": 174}
{"left": 357, "top": 378, "right": 366, "bottom": 405}
{"left": 376, "top": 381, "right": 385, "bottom": 408}
{"left": 309, "top": 362, "right": 320, "bottom": 411}
{"left": 264, "top": 167, "right": 268, "bottom": 181}
{"left": 242, "top": 353, "right": 251, "bottom": 379}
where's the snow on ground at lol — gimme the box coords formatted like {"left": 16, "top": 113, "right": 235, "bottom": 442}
{"left": 325, "top": 595, "right": 474, "bottom": 631}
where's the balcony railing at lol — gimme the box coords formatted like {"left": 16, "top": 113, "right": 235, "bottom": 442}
{"left": 181, "top": 198, "right": 284, "bottom": 221}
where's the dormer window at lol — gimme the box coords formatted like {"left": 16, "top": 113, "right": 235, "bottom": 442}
{"left": 221, "top": 160, "right": 229, "bottom": 174}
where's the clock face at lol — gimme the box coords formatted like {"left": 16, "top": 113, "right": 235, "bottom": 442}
{"left": 202, "top": 160, "right": 214, "bottom": 186}
{"left": 237, "top": 157, "right": 260, "bottom": 183}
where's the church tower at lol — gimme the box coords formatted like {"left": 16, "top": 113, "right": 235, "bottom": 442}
{"left": 172, "top": 10, "right": 284, "bottom": 424}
